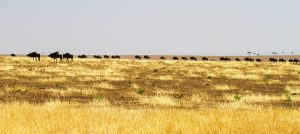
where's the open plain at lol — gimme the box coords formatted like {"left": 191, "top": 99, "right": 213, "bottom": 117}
{"left": 0, "top": 56, "right": 300, "bottom": 133}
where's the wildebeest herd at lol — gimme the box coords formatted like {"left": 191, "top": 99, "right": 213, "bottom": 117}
{"left": 9, "top": 52, "right": 300, "bottom": 64}
{"left": 48, "top": 51, "right": 73, "bottom": 62}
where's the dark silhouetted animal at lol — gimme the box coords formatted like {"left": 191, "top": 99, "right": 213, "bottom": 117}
{"left": 93, "top": 55, "right": 102, "bottom": 59}
{"left": 202, "top": 57, "right": 208, "bottom": 61}
{"left": 135, "top": 55, "right": 141, "bottom": 59}
{"left": 220, "top": 57, "right": 225, "bottom": 61}
{"left": 173, "top": 57, "right": 178, "bottom": 60}
{"left": 104, "top": 55, "right": 109, "bottom": 59}
{"left": 27, "top": 52, "right": 40, "bottom": 61}
{"left": 256, "top": 59, "right": 262, "bottom": 62}
{"left": 112, "top": 55, "right": 121, "bottom": 59}
{"left": 278, "top": 59, "right": 286, "bottom": 63}
{"left": 235, "top": 58, "right": 241, "bottom": 61}
{"left": 78, "top": 55, "right": 87, "bottom": 58}
{"left": 49, "top": 51, "right": 62, "bottom": 62}
{"left": 225, "top": 57, "right": 231, "bottom": 61}
{"left": 220, "top": 57, "right": 231, "bottom": 62}
{"left": 289, "top": 59, "right": 299, "bottom": 64}
{"left": 190, "top": 57, "right": 197, "bottom": 61}
{"left": 144, "top": 55, "right": 150, "bottom": 60}
{"left": 244, "top": 57, "right": 254, "bottom": 62}
{"left": 181, "top": 57, "right": 188, "bottom": 60}
{"left": 11, "top": 54, "right": 16, "bottom": 57}
{"left": 160, "top": 56, "right": 166, "bottom": 60}
{"left": 63, "top": 53, "right": 73, "bottom": 62}
{"left": 269, "top": 58, "right": 277, "bottom": 63}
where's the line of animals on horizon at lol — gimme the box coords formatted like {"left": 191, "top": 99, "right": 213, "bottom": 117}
{"left": 8, "top": 52, "right": 300, "bottom": 64}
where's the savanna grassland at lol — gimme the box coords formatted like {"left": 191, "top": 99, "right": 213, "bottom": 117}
{"left": 0, "top": 56, "right": 300, "bottom": 133}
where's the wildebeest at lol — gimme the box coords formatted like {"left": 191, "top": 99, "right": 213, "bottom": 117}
{"left": 63, "top": 53, "right": 73, "bottom": 62}
{"left": 78, "top": 55, "right": 87, "bottom": 58}
{"left": 104, "top": 55, "right": 109, "bottom": 59}
{"left": 49, "top": 51, "right": 62, "bottom": 62}
{"left": 202, "top": 57, "right": 208, "bottom": 61}
{"left": 112, "top": 55, "right": 121, "bottom": 59}
{"left": 135, "top": 55, "right": 141, "bottom": 59}
{"left": 11, "top": 54, "right": 16, "bottom": 57}
{"left": 173, "top": 57, "right": 179, "bottom": 60}
{"left": 294, "top": 59, "right": 299, "bottom": 64}
{"left": 190, "top": 57, "right": 197, "bottom": 61}
{"left": 144, "top": 55, "right": 150, "bottom": 60}
{"left": 220, "top": 57, "right": 231, "bottom": 62}
{"left": 269, "top": 58, "right": 277, "bottom": 63}
{"left": 160, "top": 56, "right": 166, "bottom": 60}
{"left": 256, "top": 59, "right": 262, "bottom": 62}
{"left": 181, "top": 57, "right": 188, "bottom": 60}
{"left": 244, "top": 57, "right": 254, "bottom": 62}
{"left": 278, "top": 59, "right": 286, "bottom": 63}
{"left": 226, "top": 57, "right": 231, "bottom": 61}
{"left": 27, "top": 52, "right": 40, "bottom": 61}
{"left": 93, "top": 55, "right": 102, "bottom": 59}
{"left": 289, "top": 59, "right": 299, "bottom": 64}
{"left": 235, "top": 58, "right": 241, "bottom": 61}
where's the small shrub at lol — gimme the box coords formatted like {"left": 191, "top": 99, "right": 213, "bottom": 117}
{"left": 234, "top": 93, "right": 243, "bottom": 101}
{"left": 153, "top": 69, "right": 159, "bottom": 73}
{"left": 285, "top": 94, "right": 292, "bottom": 101}
{"left": 137, "top": 88, "right": 145, "bottom": 94}
{"left": 93, "top": 95, "right": 104, "bottom": 102}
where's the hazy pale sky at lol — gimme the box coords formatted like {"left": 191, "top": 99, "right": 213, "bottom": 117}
{"left": 0, "top": 0, "right": 299, "bottom": 55}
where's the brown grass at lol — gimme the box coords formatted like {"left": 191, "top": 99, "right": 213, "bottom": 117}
{"left": 0, "top": 56, "right": 300, "bottom": 133}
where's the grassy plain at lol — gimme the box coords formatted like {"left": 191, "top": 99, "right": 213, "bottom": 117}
{"left": 0, "top": 57, "right": 299, "bottom": 133}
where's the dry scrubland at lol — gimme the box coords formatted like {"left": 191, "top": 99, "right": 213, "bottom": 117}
{"left": 0, "top": 57, "right": 300, "bottom": 133}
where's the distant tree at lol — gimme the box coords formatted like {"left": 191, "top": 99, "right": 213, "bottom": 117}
{"left": 282, "top": 51, "right": 285, "bottom": 55}
{"left": 272, "top": 52, "right": 278, "bottom": 55}
{"left": 247, "top": 52, "right": 251, "bottom": 56}
{"left": 257, "top": 53, "right": 260, "bottom": 56}
{"left": 291, "top": 52, "right": 294, "bottom": 55}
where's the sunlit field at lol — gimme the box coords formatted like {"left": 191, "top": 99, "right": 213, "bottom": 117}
{"left": 0, "top": 56, "right": 300, "bottom": 133}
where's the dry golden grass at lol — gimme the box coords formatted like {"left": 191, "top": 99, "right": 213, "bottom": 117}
{"left": 0, "top": 56, "right": 300, "bottom": 133}
{"left": 286, "top": 85, "right": 300, "bottom": 94}
{"left": 214, "top": 84, "right": 237, "bottom": 90}
{"left": 45, "top": 87, "right": 99, "bottom": 97}
{"left": 225, "top": 93, "right": 300, "bottom": 102}
{"left": 139, "top": 95, "right": 180, "bottom": 107}
{"left": 0, "top": 102, "right": 299, "bottom": 134}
